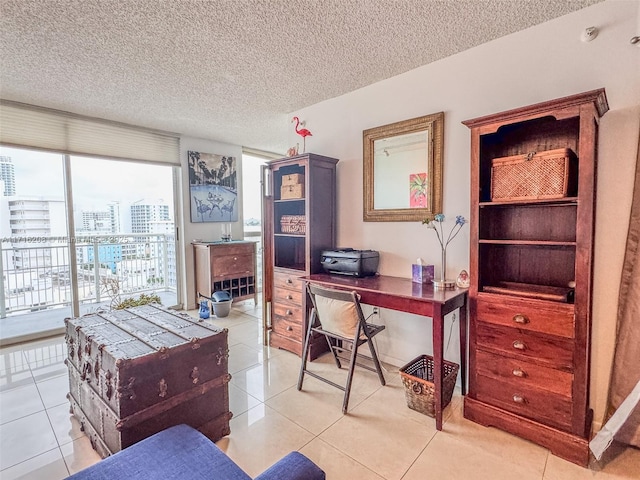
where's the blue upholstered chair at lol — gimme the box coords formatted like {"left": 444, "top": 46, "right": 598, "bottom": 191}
{"left": 66, "top": 424, "right": 324, "bottom": 480}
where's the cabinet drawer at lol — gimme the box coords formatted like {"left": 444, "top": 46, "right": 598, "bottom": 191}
{"left": 210, "top": 243, "right": 254, "bottom": 256}
{"left": 273, "top": 287, "right": 303, "bottom": 307}
{"left": 272, "top": 302, "right": 303, "bottom": 324}
{"left": 273, "top": 270, "right": 303, "bottom": 291}
{"left": 212, "top": 254, "right": 253, "bottom": 277}
{"left": 476, "top": 297, "right": 574, "bottom": 338}
{"left": 272, "top": 313, "right": 303, "bottom": 339}
{"left": 476, "top": 350, "right": 572, "bottom": 397}
{"left": 476, "top": 323, "right": 573, "bottom": 371}
{"left": 476, "top": 375, "right": 572, "bottom": 431}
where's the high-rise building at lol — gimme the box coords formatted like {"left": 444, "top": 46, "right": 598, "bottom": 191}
{"left": 130, "top": 201, "right": 170, "bottom": 233}
{"left": 0, "top": 156, "right": 16, "bottom": 196}
{"left": 79, "top": 210, "right": 112, "bottom": 233}
{"left": 6, "top": 197, "right": 67, "bottom": 269}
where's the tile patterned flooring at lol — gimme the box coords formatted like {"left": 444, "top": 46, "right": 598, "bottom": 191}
{"left": 0, "top": 302, "right": 639, "bottom": 479}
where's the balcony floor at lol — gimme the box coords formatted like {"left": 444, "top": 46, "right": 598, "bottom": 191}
{"left": 0, "top": 290, "right": 177, "bottom": 347}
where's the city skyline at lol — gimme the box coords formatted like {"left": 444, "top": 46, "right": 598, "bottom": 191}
{"left": 0, "top": 147, "right": 174, "bottom": 212}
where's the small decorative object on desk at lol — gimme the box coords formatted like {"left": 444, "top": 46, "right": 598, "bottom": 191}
{"left": 422, "top": 213, "right": 467, "bottom": 289}
{"left": 456, "top": 269, "right": 470, "bottom": 288}
{"left": 412, "top": 258, "right": 434, "bottom": 284}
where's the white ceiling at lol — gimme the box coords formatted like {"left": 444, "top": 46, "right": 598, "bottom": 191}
{"left": 0, "top": 0, "right": 602, "bottom": 155}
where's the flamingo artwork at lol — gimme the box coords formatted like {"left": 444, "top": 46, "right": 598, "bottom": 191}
{"left": 292, "top": 116, "right": 312, "bottom": 153}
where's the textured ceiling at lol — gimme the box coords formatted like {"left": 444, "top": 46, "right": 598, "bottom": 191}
{"left": 0, "top": 0, "right": 602, "bottom": 154}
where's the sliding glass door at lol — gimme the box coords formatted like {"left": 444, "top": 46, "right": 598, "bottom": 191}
{"left": 0, "top": 147, "right": 179, "bottom": 342}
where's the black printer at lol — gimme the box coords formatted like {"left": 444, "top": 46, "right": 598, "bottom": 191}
{"left": 320, "top": 248, "right": 379, "bottom": 277}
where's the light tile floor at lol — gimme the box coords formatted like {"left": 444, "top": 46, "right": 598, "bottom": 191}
{"left": 1, "top": 301, "right": 639, "bottom": 479}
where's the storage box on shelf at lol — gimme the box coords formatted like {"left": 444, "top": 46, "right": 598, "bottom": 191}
{"left": 262, "top": 153, "right": 338, "bottom": 359}
{"left": 463, "top": 89, "right": 608, "bottom": 467}
{"left": 280, "top": 215, "right": 306, "bottom": 234}
{"left": 491, "top": 148, "right": 578, "bottom": 201}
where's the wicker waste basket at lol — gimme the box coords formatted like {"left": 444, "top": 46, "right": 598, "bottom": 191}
{"left": 400, "top": 354, "right": 459, "bottom": 417}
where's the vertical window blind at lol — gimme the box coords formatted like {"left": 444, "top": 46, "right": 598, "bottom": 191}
{"left": 0, "top": 100, "right": 180, "bottom": 165}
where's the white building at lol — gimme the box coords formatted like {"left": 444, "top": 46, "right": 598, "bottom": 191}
{"left": 7, "top": 197, "right": 67, "bottom": 270}
{"left": 0, "top": 156, "right": 16, "bottom": 197}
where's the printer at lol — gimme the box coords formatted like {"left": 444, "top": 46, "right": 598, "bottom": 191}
{"left": 320, "top": 248, "right": 379, "bottom": 277}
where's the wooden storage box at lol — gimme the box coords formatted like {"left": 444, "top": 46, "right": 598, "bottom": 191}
{"left": 282, "top": 173, "right": 304, "bottom": 186}
{"left": 281, "top": 183, "right": 305, "bottom": 200}
{"left": 65, "top": 304, "right": 231, "bottom": 457}
{"left": 280, "top": 215, "right": 306, "bottom": 234}
{"left": 491, "top": 148, "right": 577, "bottom": 201}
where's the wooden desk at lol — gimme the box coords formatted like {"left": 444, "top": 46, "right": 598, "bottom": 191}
{"left": 303, "top": 273, "right": 468, "bottom": 431}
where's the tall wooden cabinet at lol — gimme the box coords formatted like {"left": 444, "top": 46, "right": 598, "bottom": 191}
{"left": 262, "top": 153, "right": 338, "bottom": 359}
{"left": 462, "top": 89, "right": 608, "bottom": 466}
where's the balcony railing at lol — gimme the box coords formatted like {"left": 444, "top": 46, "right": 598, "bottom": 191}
{"left": 0, "top": 234, "right": 176, "bottom": 319}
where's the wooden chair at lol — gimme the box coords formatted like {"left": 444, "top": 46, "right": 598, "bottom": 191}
{"left": 297, "top": 283, "right": 386, "bottom": 413}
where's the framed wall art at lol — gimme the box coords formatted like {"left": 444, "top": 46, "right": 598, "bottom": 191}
{"left": 188, "top": 150, "right": 238, "bottom": 223}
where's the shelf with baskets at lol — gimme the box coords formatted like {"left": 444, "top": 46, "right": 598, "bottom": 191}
{"left": 463, "top": 89, "right": 609, "bottom": 466}
{"left": 263, "top": 153, "right": 338, "bottom": 359}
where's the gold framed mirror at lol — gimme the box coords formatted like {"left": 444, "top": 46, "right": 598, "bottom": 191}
{"left": 363, "top": 112, "right": 444, "bottom": 222}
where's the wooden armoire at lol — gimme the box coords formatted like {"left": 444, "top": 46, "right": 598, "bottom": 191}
{"left": 462, "top": 89, "right": 609, "bottom": 466}
{"left": 262, "top": 153, "right": 338, "bottom": 359}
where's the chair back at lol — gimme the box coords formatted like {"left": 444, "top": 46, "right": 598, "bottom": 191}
{"left": 306, "top": 283, "right": 366, "bottom": 339}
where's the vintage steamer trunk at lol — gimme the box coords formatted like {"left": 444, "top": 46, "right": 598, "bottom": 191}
{"left": 65, "top": 304, "right": 231, "bottom": 458}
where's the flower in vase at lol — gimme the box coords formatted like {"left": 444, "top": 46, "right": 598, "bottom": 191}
{"left": 422, "top": 213, "right": 467, "bottom": 250}
{"left": 422, "top": 213, "right": 467, "bottom": 285}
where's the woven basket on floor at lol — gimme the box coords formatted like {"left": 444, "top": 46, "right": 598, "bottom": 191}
{"left": 399, "top": 354, "right": 459, "bottom": 417}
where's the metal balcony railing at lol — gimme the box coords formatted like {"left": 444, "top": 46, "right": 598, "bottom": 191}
{"left": 0, "top": 234, "right": 176, "bottom": 318}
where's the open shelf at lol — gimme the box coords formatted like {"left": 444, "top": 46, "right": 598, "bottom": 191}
{"left": 481, "top": 281, "right": 574, "bottom": 303}
{"left": 479, "top": 197, "right": 578, "bottom": 207}
{"left": 479, "top": 239, "right": 576, "bottom": 246}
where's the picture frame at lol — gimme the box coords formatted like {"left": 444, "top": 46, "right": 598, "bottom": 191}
{"left": 188, "top": 151, "right": 238, "bottom": 223}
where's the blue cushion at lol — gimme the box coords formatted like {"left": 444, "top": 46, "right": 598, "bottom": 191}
{"left": 67, "top": 424, "right": 250, "bottom": 480}
{"left": 255, "top": 451, "right": 325, "bottom": 480}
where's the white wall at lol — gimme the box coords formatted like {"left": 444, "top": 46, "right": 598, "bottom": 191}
{"left": 179, "top": 136, "right": 244, "bottom": 309}
{"left": 290, "top": 0, "right": 640, "bottom": 427}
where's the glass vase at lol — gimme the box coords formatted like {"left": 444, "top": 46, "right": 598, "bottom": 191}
{"left": 432, "top": 247, "right": 455, "bottom": 290}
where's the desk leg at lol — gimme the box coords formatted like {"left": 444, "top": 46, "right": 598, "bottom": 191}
{"left": 459, "top": 298, "right": 468, "bottom": 396}
{"left": 433, "top": 303, "right": 444, "bottom": 431}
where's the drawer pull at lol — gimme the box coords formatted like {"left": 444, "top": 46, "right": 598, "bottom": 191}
{"left": 513, "top": 314, "right": 529, "bottom": 325}
{"left": 286, "top": 294, "right": 293, "bottom": 300}
{"left": 234, "top": 257, "right": 238, "bottom": 261}
{"left": 286, "top": 278, "right": 293, "bottom": 284}
{"left": 285, "top": 309, "right": 293, "bottom": 315}
{"left": 512, "top": 394, "right": 526, "bottom": 404}
{"left": 512, "top": 368, "right": 526, "bottom": 378}
{"left": 286, "top": 325, "right": 293, "bottom": 331}
{"left": 512, "top": 340, "right": 526, "bottom": 350}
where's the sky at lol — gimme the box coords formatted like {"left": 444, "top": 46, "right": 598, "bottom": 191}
{"left": 1, "top": 146, "right": 174, "bottom": 212}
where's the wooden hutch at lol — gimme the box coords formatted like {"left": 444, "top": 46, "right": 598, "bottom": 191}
{"left": 262, "top": 153, "right": 338, "bottom": 359}
{"left": 462, "top": 89, "right": 609, "bottom": 466}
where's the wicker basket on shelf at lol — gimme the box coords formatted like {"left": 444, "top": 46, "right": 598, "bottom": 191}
{"left": 491, "top": 148, "right": 577, "bottom": 201}
{"left": 280, "top": 215, "right": 306, "bottom": 234}
{"left": 399, "top": 354, "right": 459, "bottom": 417}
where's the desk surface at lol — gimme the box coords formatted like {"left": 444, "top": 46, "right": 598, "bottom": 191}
{"left": 304, "top": 273, "right": 464, "bottom": 303}
{"left": 303, "top": 273, "right": 467, "bottom": 317}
